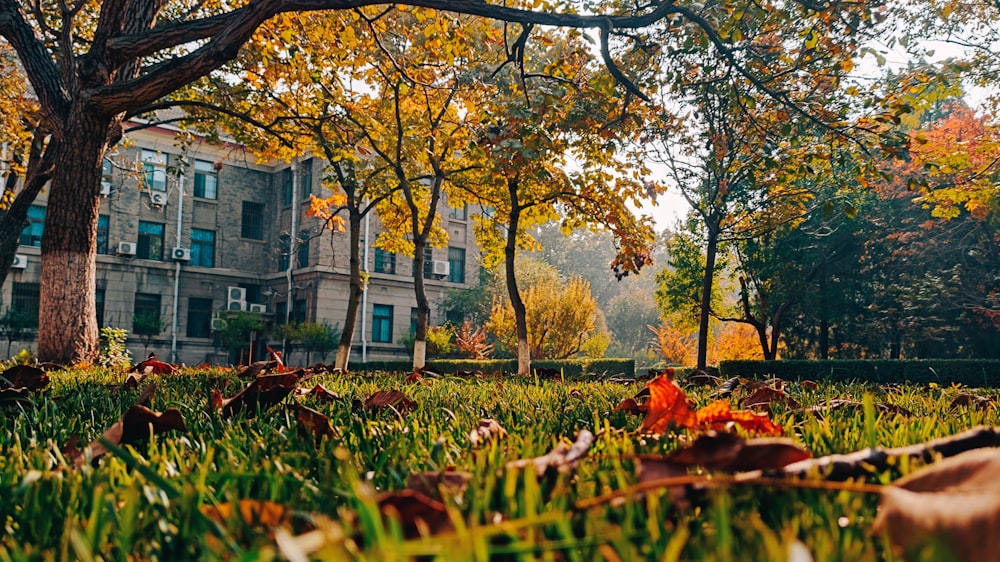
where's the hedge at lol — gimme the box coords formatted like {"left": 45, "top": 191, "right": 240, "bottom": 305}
{"left": 718, "top": 359, "right": 1000, "bottom": 387}
{"left": 351, "top": 358, "right": 635, "bottom": 378}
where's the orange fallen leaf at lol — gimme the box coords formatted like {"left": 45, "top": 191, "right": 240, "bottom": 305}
{"left": 639, "top": 375, "right": 695, "bottom": 433}
{"left": 695, "top": 400, "right": 783, "bottom": 436}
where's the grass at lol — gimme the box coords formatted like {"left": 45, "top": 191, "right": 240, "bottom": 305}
{"left": 0, "top": 367, "right": 995, "bottom": 561}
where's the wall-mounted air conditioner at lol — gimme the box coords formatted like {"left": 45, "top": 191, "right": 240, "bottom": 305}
{"left": 99, "top": 182, "right": 112, "bottom": 196}
{"left": 172, "top": 247, "right": 190, "bottom": 261}
{"left": 248, "top": 303, "right": 267, "bottom": 313}
{"left": 149, "top": 191, "right": 167, "bottom": 206}
{"left": 117, "top": 242, "right": 136, "bottom": 256}
{"left": 11, "top": 254, "right": 27, "bottom": 269}
{"left": 227, "top": 300, "right": 246, "bottom": 312}
{"left": 227, "top": 286, "right": 246, "bottom": 302}
{"left": 432, "top": 260, "right": 450, "bottom": 277}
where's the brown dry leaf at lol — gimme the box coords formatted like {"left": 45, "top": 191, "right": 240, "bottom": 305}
{"left": 739, "top": 387, "right": 800, "bottom": 411}
{"left": 684, "top": 370, "right": 720, "bottom": 387}
{"left": 71, "top": 403, "right": 187, "bottom": 467}
{"left": 407, "top": 470, "right": 472, "bottom": 500}
{"left": 128, "top": 358, "right": 174, "bottom": 375}
{"left": 694, "top": 400, "right": 784, "bottom": 436}
{"left": 506, "top": 430, "right": 595, "bottom": 476}
{"left": 0, "top": 364, "right": 49, "bottom": 391}
{"left": 665, "top": 431, "right": 810, "bottom": 472}
{"left": 378, "top": 489, "right": 453, "bottom": 538}
{"left": 469, "top": 418, "right": 506, "bottom": 448}
{"left": 804, "top": 399, "right": 914, "bottom": 418}
{"left": 612, "top": 397, "right": 646, "bottom": 416}
{"left": 297, "top": 384, "right": 342, "bottom": 403}
{"left": 363, "top": 389, "right": 416, "bottom": 414}
{"left": 295, "top": 404, "right": 338, "bottom": 444}
{"left": 640, "top": 375, "right": 695, "bottom": 433}
{"left": 209, "top": 373, "right": 299, "bottom": 418}
{"left": 0, "top": 387, "right": 32, "bottom": 404}
{"left": 872, "top": 448, "right": 1000, "bottom": 561}
{"left": 709, "top": 376, "right": 742, "bottom": 399}
{"left": 201, "top": 499, "right": 310, "bottom": 538}
{"left": 404, "top": 372, "right": 426, "bottom": 385}
{"left": 949, "top": 393, "right": 994, "bottom": 410}
{"left": 799, "top": 380, "right": 819, "bottom": 390}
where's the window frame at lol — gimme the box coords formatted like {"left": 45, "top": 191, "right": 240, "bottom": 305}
{"left": 193, "top": 159, "right": 218, "bottom": 200}
{"left": 372, "top": 304, "right": 393, "bottom": 343}
{"left": 137, "top": 221, "right": 165, "bottom": 260}
{"left": 190, "top": 228, "right": 216, "bottom": 267}
{"left": 241, "top": 201, "right": 265, "bottom": 240}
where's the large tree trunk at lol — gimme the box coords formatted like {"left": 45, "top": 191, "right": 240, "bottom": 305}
{"left": 696, "top": 219, "right": 720, "bottom": 369}
{"left": 335, "top": 202, "right": 363, "bottom": 370}
{"left": 505, "top": 178, "right": 530, "bottom": 376}
{"left": 37, "top": 113, "right": 109, "bottom": 364}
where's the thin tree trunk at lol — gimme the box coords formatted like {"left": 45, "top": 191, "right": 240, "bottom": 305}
{"left": 412, "top": 234, "right": 429, "bottom": 369}
{"left": 0, "top": 133, "right": 52, "bottom": 289}
{"left": 335, "top": 203, "right": 363, "bottom": 370}
{"left": 697, "top": 220, "right": 720, "bottom": 369}
{"left": 505, "top": 178, "right": 530, "bottom": 376}
{"left": 37, "top": 114, "right": 108, "bottom": 364}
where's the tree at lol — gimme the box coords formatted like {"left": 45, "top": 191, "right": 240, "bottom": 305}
{"left": 0, "top": 0, "right": 894, "bottom": 364}
{"left": 212, "top": 312, "right": 265, "bottom": 365}
{"left": 487, "top": 259, "right": 601, "bottom": 360}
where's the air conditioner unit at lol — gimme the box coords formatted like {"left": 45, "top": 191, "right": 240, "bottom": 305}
{"left": 172, "top": 247, "right": 190, "bottom": 261}
{"left": 99, "top": 182, "right": 112, "bottom": 196}
{"left": 149, "top": 191, "right": 168, "bottom": 206}
{"left": 248, "top": 303, "right": 267, "bottom": 313}
{"left": 227, "top": 299, "right": 247, "bottom": 312}
{"left": 117, "top": 241, "right": 136, "bottom": 256}
{"left": 211, "top": 318, "right": 227, "bottom": 331}
{"left": 432, "top": 260, "right": 450, "bottom": 277}
{"left": 11, "top": 254, "right": 27, "bottom": 269}
{"left": 227, "top": 286, "right": 246, "bottom": 302}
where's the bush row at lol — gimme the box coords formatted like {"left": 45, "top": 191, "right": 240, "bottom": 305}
{"left": 719, "top": 359, "right": 1000, "bottom": 387}
{"left": 352, "top": 358, "right": 635, "bottom": 378}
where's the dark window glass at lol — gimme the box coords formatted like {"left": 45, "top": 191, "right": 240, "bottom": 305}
{"left": 96, "top": 215, "right": 109, "bottom": 254}
{"left": 300, "top": 158, "right": 313, "bottom": 197}
{"left": 275, "top": 301, "right": 288, "bottom": 325}
{"left": 282, "top": 168, "right": 293, "bottom": 205}
{"left": 448, "top": 247, "right": 466, "bottom": 283}
{"left": 191, "top": 228, "right": 215, "bottom": 267}
{"left": 410, "top": 307, "right": 419, "bottom": 336}
{"left": 241, "top": 201, "right": 264, "bottom": 240}
{"left": 293, "top": 298, "right": 307, "bottom": 323}
{"left": 372, "top": 304, "right": 393, "bottom": 343}
{"left": 137, "top": 221, "right": 164, "bottom": 260}
{"left": 11, "top": 282, "right": 40, "bottom": 327}
{"left": 133, "top": 293, "right": 162, "bottom": 332}
{"left": 96, "top": 288, "right": 105, "bottom": 327}
{"left": 297, "top": 235, "right": 310, "bottom": 267}
{"left": 193, "top": 159, "right": 218, "bottom": 199}
{"left": 448, "top": 204, "right": 467, "bottom": 220}
{"left": 186, "top": 297, "right": 213, "bottom": 338}
{"left": 374, "top": 248, "right": 395, "bottom": 274}
{"left": 19, "top": 205, "right": 44, "bottom": 247}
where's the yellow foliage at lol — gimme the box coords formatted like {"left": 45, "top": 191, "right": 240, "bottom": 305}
{"left": 650, "top": 321, "right": 696, "bottom": 366}
{"left": 710, "top": 322, "right": 765, "bottom": 363}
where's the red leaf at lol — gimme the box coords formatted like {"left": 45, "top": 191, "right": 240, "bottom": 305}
{"left": 363, "top": 389, "right": 416, "bottom": 413}
{"left": 209, "top": 373, "right": 298, "bottom": 418}
{"left": 296, "top": 383, "right": 342, "bottom": 402}
{"left": 695, "top": 400, "right": 783, "bottom": 436}
{"left": 639, "top": 375, "right": 695, "bottom": 433}
{"left": 0, "top": 365, "right": 49, "bottom": 391}
{"left": 295, "top": 404, "right": 338, "bottom": 444}
{"left": 612, "top": 397, "right": 647, "bottom": 416}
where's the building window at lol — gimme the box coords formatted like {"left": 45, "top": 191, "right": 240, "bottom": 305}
{"left": 137, "top": 221, "right": 164, "bottom": 260}
{"left": 297, "top": 234, "right": 310, "bottom": 267}
{"left": 281, "top": 168, "right": 293, "bottom": 205}
{"left": 372, "top": 304, "right": 393, "bottom": 343}
{"left": 141, "top": 150, "right": 167, "bottom": 191}
{"left": 275, "top": 301, "right": 288, "bottom": 325}
{"left": 191, "top": 228, "right": 216, "bottom": 267}
{"left": 96, "top": 215, "right": 110, "bottom": 254}
{"left": 293, "top": 298, "right": 308, "bottom": 323}
{"left": 448, "top": 204, "right": 467, "bottom": 220}
{"left": 186, "top": 297, "right": 213, "bottom": 338}
{"left": 422, "top": 247, "right": 434, "bottom": 279}
{"left": 193, "top": 159, "right": 218, "bottom": 199}
{"left": 301, "top": 158, "right": 313, "bottom": 197}
{"left": 241, "top": 201, "right": 264, "bottom": 240}
{"left": 96, "top": 288, "right": 105, "bottom": 328}
{"left": 11, "top": 282, "right": 40, "bottom": 327}
{"left": 133, "top": 293, "right": 161, "bottom": 333}
{"left": 448, "top": 247, "right": 466, "bottom": 283}
{"left": 374, "top": 248, "right": 395, "bottom": 274}
{"left": 410, "top": 307, "right": 419, "bottom": 336}
{"left": 19, "top": 205, "right": 45, "bottom": 247}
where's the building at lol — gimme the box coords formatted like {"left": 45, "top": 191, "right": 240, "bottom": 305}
{"left": 0, "top": 123, "right": 479, "bottom": 365}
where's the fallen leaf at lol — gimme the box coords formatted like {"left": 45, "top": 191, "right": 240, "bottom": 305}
{"left": 949, "top": 393, "right": 994, "bottom": 410}
{"left": 295, "top": 404, "right": 338, "bottom": 444}
{"left": 210, "top": 373, "right": 299, "bottom": 417}
{"left": 694, "top": 400, "right": 784, "bottom": 436}
{"left": 640, "top": 375, "right": 695, "bottom": 434}
{"left": 296, "top": 384, "right": 342, "bottom": 402}
{"left": 407, "top": 470, "right": 472, "bottom": 500}
{"left": 872, "top": 448, "right": 1000, "bottom": 562}
{"left": 739, "top": 386, "right": 800, "bottom": 411}
{"left": 71, "top": 402, "right": 187, "bottom": 467}
{"left": 378, "top": 489, "right": 453, "bottom": 538}
{"left": 0, "top": 365, "right": 49, "bottom": 391}
{"left": 613, "top": 397, "right": 646, "bottom": 416}
{"left": 803, "top": 399, "right": 913, "bottom": 418}
{"left": 201, "top": 499, "right": 311, "bottom": 537}
{"left": 710, "top": 376, "right": 742, "bottom": 398}
{"left": 405, "top": 372, "right": 426, "bottom": 385}
{"left": 506, "top": 429, "right": 595, "bottom": 476}
{"left": 665, "top": 431, "right": 809, "bottom": 471}
{"left": 799, "top": 380, "right": 819, "bottom": 390}
{"left": 363, "top": 389, "right": 416, "bottom": 414}
{"left": 684, "top": 370, "right": 719, "bottom": 387}
{"left": 129, "top": 358, "right": 174, "bottom": 375}
{"left": 469, "top": 418, "right": 506, "bottom": 448}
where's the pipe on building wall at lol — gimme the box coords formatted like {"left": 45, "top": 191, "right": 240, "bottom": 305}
{"left": 170, "top": 174, "right": 185, "bottom": 363}
{"left": 361, "top": 205, "right": 371, "bottom": 363}
{"left": 283, "top": 158, "right": 299, "bottom": 356}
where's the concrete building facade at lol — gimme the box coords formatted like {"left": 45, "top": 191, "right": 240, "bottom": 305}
{"left": 0, "top": 124, "right": 479, "bottom": 365}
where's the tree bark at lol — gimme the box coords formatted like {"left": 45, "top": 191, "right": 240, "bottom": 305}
{"left": 412, "top": 234, "right": 429, "bottom": 370}
{"left": 36, "top": 113, "right": 110, "bottom": 363}
{"left": 696, "top": 216, "right": 720, "bottom": 370}
{"left": 335, "top": 200, "right": 363, "bottom": 370}
{"left": 505, "top": 178, "right": 530, "bottom": 376}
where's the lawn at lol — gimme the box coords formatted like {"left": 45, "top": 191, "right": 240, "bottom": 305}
{"left": 0, "top": 365, "right": 995, "bottom": 561}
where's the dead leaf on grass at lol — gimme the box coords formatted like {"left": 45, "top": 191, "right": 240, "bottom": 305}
{"left": 694, "top": 400, "right": 784, "bottom": 436}
{"left": 949, "top": 393, "right": 994, "bottom": 410}
{"left": 664, "top": 431, "right": 810, "bottom": 472}
{"left": 407, "top": 470, "right": 472, "bottom": 500}
{"left": 613, "top": 397, "right": 646, "bottom": 416}
{"left": 640, "top": 375, "right": 695, "bottom": 433}
{"left": 209, "top": 373, "right": 299, "bottom": 417}
{"left": 296, "top": 384, "right": 342, "bottom": 402}
{"left": 710, "top": 376, "right": 742, "bottom": 399}
{"left": 872, "top": 448, "right": 1000, "bottom": 562}
{"left": 469, "top": 418, "right": 506, "bottom": 448}
{"left": 0, "top": 364, "right": 49, "bottom": 391}
{"left": 803, "top": 399, "right": 914, "bottom": 419}
{"left": 295, "top": 404, "right": 338, "bottom": 444}
{"left": 378, "top": 489, "right": 453, "bottom": 538}
{"left": 361, "top": 389, "right": 416, "bottom": 414}
{"left": 739, "top": 386, "right": 800, "bottom": 411}
{"left": 70, "top": 398, "right": 187, "bottom": 467}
